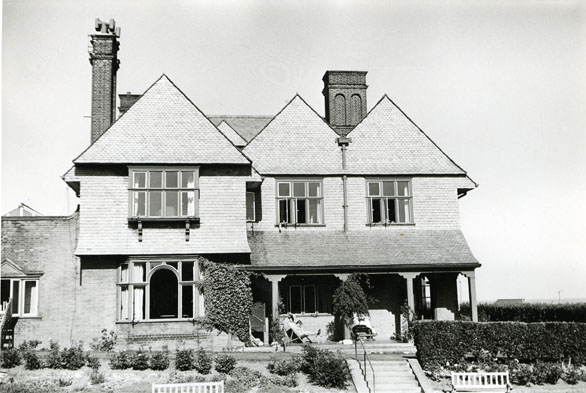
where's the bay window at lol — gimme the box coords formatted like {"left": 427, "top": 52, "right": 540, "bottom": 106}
{"left": 128, "top": 167, "right": 199, "bottom": 219}
{"left": 276, "top": 180, "right": 323, "bottom": 225}
{"left": 117, "top": 259, "right": 203, "bottom": 321}
{"left": 367, "top": 180, "right": 413, "bottom": 224}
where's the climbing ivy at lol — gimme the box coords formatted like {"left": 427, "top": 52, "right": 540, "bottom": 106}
{"left": 199, "top": 258, "right": 252, "bottom": 343}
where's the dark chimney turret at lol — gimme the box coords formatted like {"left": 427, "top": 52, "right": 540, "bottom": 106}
{"left": 89, "top": 18, "right": 120, "bottom": 143}
{"left": 322, "top": 71, "right": 368, "bottom": 136}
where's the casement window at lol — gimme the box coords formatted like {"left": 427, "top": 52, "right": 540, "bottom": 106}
{"left": 128, "top": 167, "right": 199, "bottom": 219}
{"left": 246, "top": 192, "right": 255, "bottom": 222}
{"left": 117, "top": 260, "right": 203, "bottom": 321}
{"left": 285, "top": 284, "right": 332, "bottom": 314}
{"left": 276, "top": 180, "right": 323, "bottom": 225}
{"left": 0, "top": 278, "right": 39, "bottom": 317}
{"left": 366, "top": 180, "right": 413, "bottom": 224}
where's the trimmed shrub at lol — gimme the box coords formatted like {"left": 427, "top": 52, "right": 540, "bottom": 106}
{"left": 175, "top": 349, "right": 194, "bottom": 371}
{"left": 194, "top": 348, "right": 212, "bottom": 374}
{"left": 413, "top": 321, "right": 586, "bottom": 370}
{"left": 332, "top": 275, "right": 369, "bottom": 328}
{"left": 215, "top": 354, "right": 237, "bottom": 374}
{"left": 1, "top": 348, "right": 21, "bottom": 368}
{"left": 533, "top": 361, "right": 563, "bottom": 385}
{"left": 109, "top": 351, "right": 132, "bottom": 370}
{"left": 461, "top": 302, "right": 586, "bottom": 323}
{"left": 149, "top": 351, "right": 170, "bottom": 370}
{"left": 130, "top": 348, "right": 149, "bottom": 370}
{"left": 22, "top": 350, "right": 42, "bottom": 370}
{"left": 267, "top": 357, "right": 299, "bottom": 376}
{"left": 60, "top": 342, "right": 86, "bottom": 370}
{"left": 300, "top": 345, "right": 348, "bottom": 389}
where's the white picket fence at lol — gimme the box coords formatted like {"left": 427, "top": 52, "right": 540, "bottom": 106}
{"left": 152, "top": 381, "right": 224, "bottom": 393}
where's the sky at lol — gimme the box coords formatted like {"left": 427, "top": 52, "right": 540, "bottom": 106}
{"left": 2, "top": 0, "right": 586, "bottom": 302}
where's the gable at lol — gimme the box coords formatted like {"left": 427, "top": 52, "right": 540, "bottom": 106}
{"left": 346, "top": 96, "right": 466, "bottom": 175}
{"left": 217, "top": 121, "right": 247, "bottom": 147}
{"left": 209, "top": 116, "right": 272, "bottom": 142}
{"left": 243, "top": 96, "right": 342, "bottom": 174}
{"left": 1, "top": 259, "right": 27, "bottom": 277}
{"left": 74, "top": 75, "right": 249, "bottom": 165}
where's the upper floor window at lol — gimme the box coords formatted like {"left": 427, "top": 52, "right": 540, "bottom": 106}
{"left": 246, "top": 192, "right": 255, "bottom": 222}
{"left": 129, "top": 167, "right": 199, "bottom": 219}
{"left": 367, "top": 180, "right": 412, "bottom": 224}
{"left": 276, "top": 180, "right": 323, "bottom": 225}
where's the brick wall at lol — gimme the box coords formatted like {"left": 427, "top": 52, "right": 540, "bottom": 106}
{"left": 90, "top": 34, "right": 118, "bottom": 143}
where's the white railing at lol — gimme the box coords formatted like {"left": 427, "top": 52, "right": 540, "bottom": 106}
{"left": 152, "top": 381, "right": 224, "bottom": 393}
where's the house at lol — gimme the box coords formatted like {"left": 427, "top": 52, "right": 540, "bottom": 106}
{"left": 1, "top": 19, "right": 480, "bottom": 349}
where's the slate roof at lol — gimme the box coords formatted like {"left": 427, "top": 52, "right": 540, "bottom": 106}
{"left": 345, "top": 96, "right": 466, "bottom": 175}
{"left": 216, "top": 121, "right": 247, "bottom": 147}
{"left": 74, "top": 75, "right": 250, "bottom": 165}
{"left": 242, "top": 96, "right": 343, "bottom": 175}
{"left": 248, "top": 230, "right": 479, "bottom": 269}
{"left": 209, "top": 116, "right": 272, "bottom": 142}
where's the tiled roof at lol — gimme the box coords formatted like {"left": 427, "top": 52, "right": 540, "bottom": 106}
{"left": 248, "top": 229, "right": 479, "bottom": 269}
{"left": 242, "top": 96, "right": 343, "bottom": 175}
{"left": 209, "top": 116, "right": 273, "bottom": 142}
{"left": 74, "top": 75, "right": 250, "bottom": 165}
{"left": 216, "top": 121, "right": 247, "bottom": 147}
{"left": 345, "top": 96, "right": 466, "bottom": 175}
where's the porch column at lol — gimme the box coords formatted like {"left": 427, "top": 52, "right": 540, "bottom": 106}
{"left": 463, "top": 271, "right": 478, "bottom": 322}
{"left": 399, "top": 273, "right": 417, "bottom": 320}
{"left": 266, "top": 275, "right": 286, "bottom": 320}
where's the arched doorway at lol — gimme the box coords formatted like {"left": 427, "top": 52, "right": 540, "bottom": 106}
{"left": 149, "top": 268, "right": 178, "bottom": 319}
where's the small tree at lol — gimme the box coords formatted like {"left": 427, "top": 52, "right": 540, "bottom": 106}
{"left": 332, "top": 275, "right": 369, "bottom": 328}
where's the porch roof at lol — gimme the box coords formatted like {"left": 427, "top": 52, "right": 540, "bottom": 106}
{"left": 247, "top": 229, "right": 480, "bottom": 271}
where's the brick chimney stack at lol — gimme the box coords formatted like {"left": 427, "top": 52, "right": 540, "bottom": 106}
{"left": 322, "top": 71, "right": 368, "bottom": 136}
{"left": 89, "top": 18, "right": 120, "bottom": 143}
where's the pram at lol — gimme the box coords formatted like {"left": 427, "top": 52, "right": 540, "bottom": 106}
{"left": 351, "top": 314, "right": 376, "bottom": 340}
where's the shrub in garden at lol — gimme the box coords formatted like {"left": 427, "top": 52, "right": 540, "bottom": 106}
{"left": 300, "top": 345, "right": 348, "bottom": 389}
{"left": 226, "top": 367, "right": 266, "bottom": 392}
{"left": 149, "top": 351, "right": 170, "bottom": 370}
{"left": 533, "top": 361, "right": 563, "bottom": 385}
{"left": 563, "top": 367, "right": 580, "bottom": 385}
{"left": 90, "top": 328, "right": 117, "bottom": 352}
{"left": 130, "top": 348, "right": 149, "bottom": 370}
{"left": 45, "top": 340, "right": 62, "bottom": 368}
{"left": 22, "top": 350, "right": 42, "bottom": 370}
{"left": 175, "top": 349, "right": 195, "bottom": 371}
{"left": 86, "top": 355, "right": 101, "bottom": 370}
{"left": 267, "top": 357, "right": 299, "bottom": 376}
{"left": 332, "top": 275, "right": 369, "bottom": 328}
{"left": 215, "top": 354, "right": 237, "bottom": 374}
{"left": 60, "top": 342, "right": 86, "bottom": 370}
{"left": 1, "top": 348, "right": 21, "bottom": 368}
{"left": 90, "top": 369, "right": 106, "bottom": 385}
{"left": 268, "top": 374, "right": 297, "bottom": 387}
{"left": 109, "top": 351, "right": 132, "bottom": 370}
{"left": 194, "top": 348, "right": 212, "bottom": 374}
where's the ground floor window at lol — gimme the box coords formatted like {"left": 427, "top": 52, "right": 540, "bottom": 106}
{"left": 117, "top": 259, "right": 203, "bottom": 321}
{"left": 283, "top": 283, "right": 332, "bottom": 314}
{"left": 1, "top": 278, "right": 38, "bottom": 317}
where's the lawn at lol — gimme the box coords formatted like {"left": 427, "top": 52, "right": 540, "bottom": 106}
{"left": 0, "top": 353, "right": 356, "bottom": 393}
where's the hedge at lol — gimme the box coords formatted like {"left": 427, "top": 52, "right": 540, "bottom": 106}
{"left": 460, "top": 302, "right": 586, "bottom": 322}
{"left": 413, "top": 321, "right": 586, "bottom": 370}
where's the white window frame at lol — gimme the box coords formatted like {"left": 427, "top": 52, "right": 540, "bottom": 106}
{"left": 276, "top": 180, "right": 324, "bottom": 225}
{"left": 1, "top": 278, "right": 39, "bottom": 317}
{"left": 128, "top": 167, "right": 200, "bottom": 219}
{"left": 116, "top": 259, "right": 203, "bottom": 322}
{"left": 366, "top": 179, "right": 413, "bottom": 224}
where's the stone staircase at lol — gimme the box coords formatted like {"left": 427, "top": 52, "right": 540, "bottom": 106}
{"left": 369, "top": 357, "right": 421, "bottom": 393}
